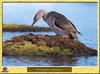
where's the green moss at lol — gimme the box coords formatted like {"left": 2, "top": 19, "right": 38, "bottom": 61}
{"left": 3, "top": 24, "right": 51, "bottom": 32}
{"left": 59, "top": 49, "right": 72, "bottom": 55}
{"left": 3, "top": 41, "right": 72, "bottom": 56}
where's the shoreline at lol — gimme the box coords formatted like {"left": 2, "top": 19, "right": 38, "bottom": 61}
{"left": 3, "top": 24, "right": 52, "bottom": 32}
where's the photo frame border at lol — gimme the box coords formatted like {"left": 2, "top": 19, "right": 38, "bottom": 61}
{"left": 0, "top": 0, "right": 99, "bottom": 73}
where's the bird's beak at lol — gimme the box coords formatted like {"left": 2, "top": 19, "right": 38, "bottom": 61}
{"left": 31, "top": 19, "right": 37, "bottom": 26}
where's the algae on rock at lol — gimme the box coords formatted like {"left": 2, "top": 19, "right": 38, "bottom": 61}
{"left": 3, "top": 34, "right": 97, "bottom": 56}
{"left": 3, "top": 41, "right": 72, "bottom": 56}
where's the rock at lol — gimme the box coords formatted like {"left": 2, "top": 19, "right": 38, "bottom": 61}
{"left": 3, "top": 34, "right": 97, "bottom": 56}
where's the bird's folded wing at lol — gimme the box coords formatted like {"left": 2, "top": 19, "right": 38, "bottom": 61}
{"left": 55, "top": 19, "right": 77, "bottom": 33}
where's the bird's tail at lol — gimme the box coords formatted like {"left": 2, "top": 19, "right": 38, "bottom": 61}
{"left": 77, "top": 31, "right": 83, "bottom": 36}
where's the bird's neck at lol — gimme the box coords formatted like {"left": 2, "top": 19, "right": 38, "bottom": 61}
{"left": 43, "top": 12, "right": 48, "bottom": 18}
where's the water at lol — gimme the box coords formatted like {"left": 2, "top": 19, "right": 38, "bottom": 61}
{"left": 3, "top": 32, "right": 97, "bottom": 66}
{"left": 3, "top": 56, "right": 97, "bottom": 66}
{"left": 3, "top": 32, "right": 56, "bottom": 42}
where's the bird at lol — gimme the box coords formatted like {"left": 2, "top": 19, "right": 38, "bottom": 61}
{"left": 32, "top": 9, "right": 82, "bottom": 40}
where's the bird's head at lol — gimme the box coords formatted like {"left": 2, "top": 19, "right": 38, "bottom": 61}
{"left": 32, "top": 9, "right": 46, "bottom": 26}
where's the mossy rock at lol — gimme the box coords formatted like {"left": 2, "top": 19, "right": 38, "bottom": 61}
{"left": 3, "top": 34, "right": 97, "bottom": 56}
{"left": 3, "top": 41, "right": 73, "bottom": 56}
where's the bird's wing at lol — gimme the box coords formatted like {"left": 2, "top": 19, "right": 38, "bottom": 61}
{"left": 48, "top": 11, "right": 77, "bottom": 33}
{"left": 55, "top": 19, "right": 77, "bottom": 33}
{"left": 68, "top": 20, "right": 83, "bottom": 36}
{"left": 46, "top": 11, "right": 82, "bottom": 35}
{"left": 68, "top": 20, "right": 77, "bottom": 31}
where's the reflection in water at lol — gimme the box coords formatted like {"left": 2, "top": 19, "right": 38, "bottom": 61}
{"left": 3, "top": 56, "right": 97, "bottom": 66}
{"left": 47, "top": 56, "right": 78, "bottom": 66}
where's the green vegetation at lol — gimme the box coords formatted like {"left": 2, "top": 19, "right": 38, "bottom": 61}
{"left": 3, "top": 41, "right": 72, "bottom": 56}
{"left": 3, "top": 34, "right": 97, "bottom": 56}
{"left": 3, "top": 24, "right": 51, "bottom": 32}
